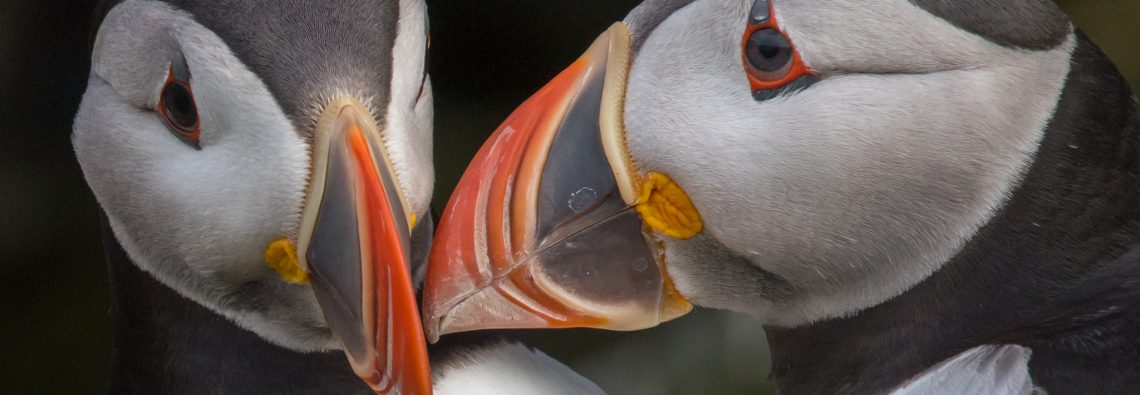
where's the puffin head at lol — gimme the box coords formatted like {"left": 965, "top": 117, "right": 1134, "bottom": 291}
{"left": 422, "top": 0, "right": 1077, "bottom": 338}
{"left": 73, "top": 0, "right": 433, "bottom": 392}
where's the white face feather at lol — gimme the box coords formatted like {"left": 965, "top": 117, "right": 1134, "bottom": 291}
{"left": 623, "top": 0, "right": 1076, "bottom": 326}
{"left": 73, "top": 0, "right": 432, "bottom": 351}
{"left": 385, "top": 0, "right": 435, "bottom": 219}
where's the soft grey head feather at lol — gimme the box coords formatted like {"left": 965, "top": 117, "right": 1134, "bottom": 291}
{"left": 163, "top": 0, "right": 401, "bottom": 132}
{"left": 624, "top": 0, "right": 697, "bottom": 53}
{"left": 624, "top": 0, "right": 1077, "bottom": 326}
{"left": 910, "top": 0, "right": 1069, "bottom": 50}
{"left": 74, "top": 0, "right": 432, "bottom": 352}
{"left": 78, "top": 0, "right": 328, "bottom": 351}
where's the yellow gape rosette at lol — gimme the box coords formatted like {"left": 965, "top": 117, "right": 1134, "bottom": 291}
{"left": 264, "top": 237, "right": 308, "bottom": 284}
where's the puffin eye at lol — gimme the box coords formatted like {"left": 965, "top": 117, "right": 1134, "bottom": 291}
{"left": 741, "top": 0, "right": 818, "bottom": 101}
{"left": 745, "top": 29, "right": 793, "bottom": 81}
{"left": 162, "top": 84, "right": 198, "bottom": 131}
{"left": 158, "top": 56, "right": 201, "bottom": 149}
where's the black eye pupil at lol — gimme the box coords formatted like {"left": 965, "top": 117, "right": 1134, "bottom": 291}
{"left": 746, "top": 28, "right": 793, "bottom": 73}
{"left": 163, "top": 82, "right": 198, "bottom": 130}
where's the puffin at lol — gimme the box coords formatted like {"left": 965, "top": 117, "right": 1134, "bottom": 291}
{"left": 72, "top": 0, "right": 601, "bottom": 394}
{"left": 421, "top": 0, "right": 1140, "bottom": 393}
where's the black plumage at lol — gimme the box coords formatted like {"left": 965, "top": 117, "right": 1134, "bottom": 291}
{"left": 102, "top": 216, "right": 372, "bottom": 394}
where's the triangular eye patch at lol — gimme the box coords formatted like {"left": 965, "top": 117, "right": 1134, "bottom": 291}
{"left": 750, "top": 0, "right": 770, "bottom": 24}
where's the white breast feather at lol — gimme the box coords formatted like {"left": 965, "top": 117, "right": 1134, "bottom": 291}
{"left": 434, "top": 342, "right": 605, "bottom": 395}
{"left": 891, "top": 345, "right": 1039, "bottom": 395}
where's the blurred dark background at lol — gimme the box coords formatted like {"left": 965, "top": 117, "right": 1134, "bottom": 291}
{"left": 1, "top": 1, "right": 1136, "bottom": 393}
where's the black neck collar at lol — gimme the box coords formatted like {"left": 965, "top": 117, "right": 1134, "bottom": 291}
{"left": 766, "top": 33, "right": 1140, "bottom": 394}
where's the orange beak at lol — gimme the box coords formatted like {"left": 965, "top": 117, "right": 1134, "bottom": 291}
{"left": 297, "top": 100, "right": 432, "bottom": 394}
{"left": 422, "top": 24, "right": 692, "bottom": 343}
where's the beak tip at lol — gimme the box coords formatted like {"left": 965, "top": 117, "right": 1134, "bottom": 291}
{"left": 424, "top": 316, "right": 442, "bottom": 344}
{"left": 424, "top": 308, "right": 477, "bottom": 344}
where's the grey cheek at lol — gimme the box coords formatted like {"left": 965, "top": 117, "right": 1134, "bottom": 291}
{"left": 624, "top": 0, "right": 700, "bottom": 54}
{"left": 666, "top": 233, "right": 797, "bottom": 317}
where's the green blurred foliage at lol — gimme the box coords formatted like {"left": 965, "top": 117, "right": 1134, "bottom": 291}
{"left": 0, "top": 1, "right": 1135, "bottom": 394}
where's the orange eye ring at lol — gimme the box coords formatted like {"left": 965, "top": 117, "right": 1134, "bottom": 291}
{"left": 741, "top": 0, "right": 817, "bottom": 96}
{"left": 157, "top": 56, "right": 202, "bottom": 149}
